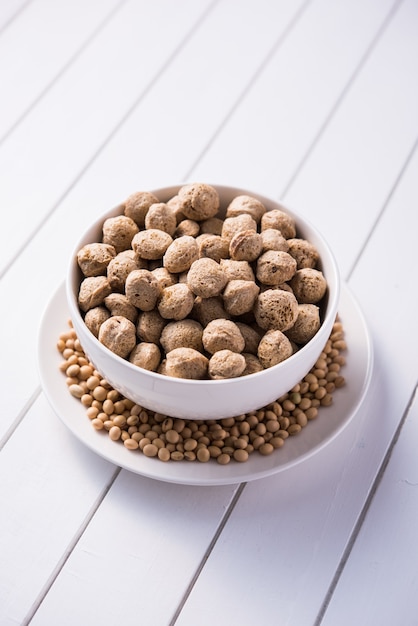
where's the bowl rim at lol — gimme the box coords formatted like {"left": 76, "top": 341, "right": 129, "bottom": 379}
{"left": 66, "top": 183, "right": 341, "bottom": 388}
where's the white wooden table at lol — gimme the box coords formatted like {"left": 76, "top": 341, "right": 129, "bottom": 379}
{"left": 1, "top": 1, "right": 418, "bottom": 624}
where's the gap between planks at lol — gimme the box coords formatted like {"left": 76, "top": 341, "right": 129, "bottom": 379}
{"left": 0, "top": 386, "right": 41, "bottom": 452}
{"left": 181, "top": 0, "right": 314, "bottom": 182}
{"left": 22, "top": 466, "right": 122, "bottom": 626}
{"left": 345, "top": 132, "right": 418, "bottom": 283}
{"left": 280, "top": 0, "right": 405, "bottom": 200}
{"left": 0, "top": 0, "right": 33, "bottom": 37}
{"left": 168, "top": 482, "right": 247, "bottom": 626}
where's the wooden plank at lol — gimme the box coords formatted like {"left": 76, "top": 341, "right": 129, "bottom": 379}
{"left": 29, "top": 471, "right": 239, "bottom": 626}
{"left": 0, "top": 0, "right": 121, "bottom": 141}
{"left": 0, "top": 393, "right": 239, "bottom": 625}
{"left": 189, "top": 0, "right": 398, "bottom": 203}
{"left": 320, "top": 390, "right": 418, "bottom": 626}
{"left": 69, "top": 0, "right": 312, "bottom": 200}
{"left": 347, "top": 139, "right": 418, "bottom": 396}
{"left": 0, "top": 394, "right": 117, "bottom": 625}
{"left": 0, "top": 0, "right": 215, "bottom": 278}
{"left": 173, "top": 392, "right": 390, "bottom": 626}
{"left": 0, "top": 0, "right": 30, "bottom": 33}
{"left": 319, "top": 137, "right": 418, "bottom": 625}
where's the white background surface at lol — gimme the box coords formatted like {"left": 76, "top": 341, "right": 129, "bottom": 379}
{"left": 1, "top": 1, "right": 417, "bottom": 625}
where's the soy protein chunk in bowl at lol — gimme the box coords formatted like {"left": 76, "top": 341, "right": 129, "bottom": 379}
{"left": 290, "top": 268, "right": 327, "bottom": 304}
{"left": 76, "top": 243, "right": 116, "bottom": 277}
{"left": 208, "top": 350, "right": 246, "bottom": 380}
{"left": 78, "top": 276, "right": 112, "bottom": 312}
{"left": 160, "top": 319, "right": 204, "bottom": 353}
{"left": 187, "top": 257, "right": 228, "bottom": 298}
{"left": 163, "top": 235, "right": 199, "bottom": 273}
{"left": 177, "top": 183, "right": 220, "bottom": 221}
{"left": 144, "top": 202, "right": 177, "bottom": 235}
{"left": 165, "top": 347, "right": 209, "bottom": 379}
{"left": 287, "top": 238, "right": 320, "bottom": 269}
{"left": 102, "top": 215, "right": 139, "bottom": 252}
{"left": 260, "top": 208, "right": 296, "bottom": 239}
{"left": 202, "top": 319, "right": 245, "bottom": 354}
{"left": 225, "top": 194, "right": 266, "bottom": 223}
{"left": 129, "top": 342, "right": 161, "bottom": 371}
{"left": 132, "top": 229, "right": 173, "bottom": 260}
{"left": 254, "top": 289, "right": 299, "bottom": 331}
{"left": 98, "top": 315, "right": 136, "bottom": 359}
{"left": 67, "top": 183, "right": 339, "bottom": 421}
{"left": 107, "top": 250, "right": 147, "bottom": 292}
{"left": 286, "top": 304, "right": 321, "bottom": 344}
{"left": 125, "top": 269, "right": 161, "bottom": 311}
{"left": 84, "top": 306, "right": 110, "bottom": 337}
{"left": 124, "top": 190, "right": 160, "bottom": 227}
{"left": 257, "top": 330, "right": 293, "bottom": 368}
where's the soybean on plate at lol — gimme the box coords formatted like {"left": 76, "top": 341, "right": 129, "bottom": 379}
{"left": 38, "top": 282, "right": 373, "bottom": 486}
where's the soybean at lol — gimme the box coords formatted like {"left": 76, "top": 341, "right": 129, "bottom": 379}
{"left": 57, "top": 318, "right": 347, "bottom": 464}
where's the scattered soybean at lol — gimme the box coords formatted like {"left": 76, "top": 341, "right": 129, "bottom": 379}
{"left": 57, "top": 318, "right": 346, "bottom": 463}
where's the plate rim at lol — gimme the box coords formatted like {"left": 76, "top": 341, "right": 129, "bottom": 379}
{"left": 37, "top": 281, "right": 373, "bottom": 486}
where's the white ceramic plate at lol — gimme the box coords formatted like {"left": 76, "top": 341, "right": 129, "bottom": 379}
{"left": 38, "top": 282, "right": 373, "bottom": 486}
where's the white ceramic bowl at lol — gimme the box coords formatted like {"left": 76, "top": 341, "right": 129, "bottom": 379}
{"left": 67, "top": 184, "right": 340, "bottom": 420}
